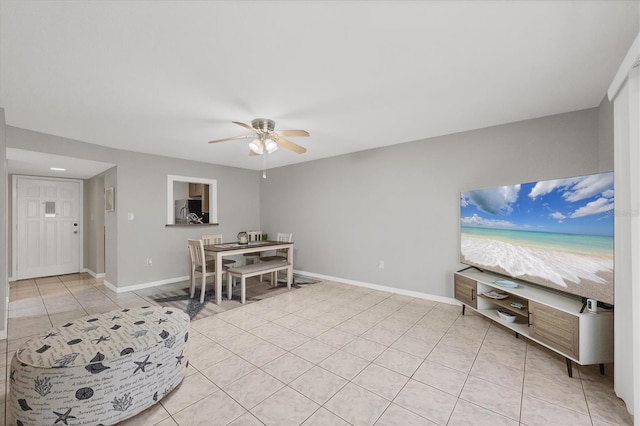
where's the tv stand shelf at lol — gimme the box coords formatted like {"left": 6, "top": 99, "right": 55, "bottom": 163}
{"left": 477, "top": 294, "right": 528, "bottom": 318}
{"left": 454, "top": 269, "right": 614, "bottom": 377}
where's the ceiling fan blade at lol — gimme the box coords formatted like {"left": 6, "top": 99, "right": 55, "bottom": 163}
{"left": 208, "top": 134, "right": 253, "bottom": 144}
{"left": 232, "top": 121, "right": 258, "bottom": 133}
{"left": 276, "top": 136, "right": 307, "bottom": 154}
{"left": 277, "top": 129, "right": 310, "bottom": 137}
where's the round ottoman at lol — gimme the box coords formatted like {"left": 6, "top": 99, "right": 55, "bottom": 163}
{"left": 9, "top": 306, "right": 190, "bottom": 425}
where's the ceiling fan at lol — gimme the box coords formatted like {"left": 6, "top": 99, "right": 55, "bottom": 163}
{"left": 208, "top": 118, "right": 309, "bottom": 155}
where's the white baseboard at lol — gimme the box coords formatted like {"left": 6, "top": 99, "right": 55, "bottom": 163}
{"left": 11, "top": 271, "right": 106, "bottom": 281}
{"left": 0, "top": 330, "right": 6, "bottom": 340}
{"left": 83, "top": 268, "right": 105, "bottom": 279}
{"left": 104, "top": 276, "right": 190, "bottom": 294}
{"left": 101, "top": 270, "right": 459, "bottom": 306}
{"left": 103, "top": 280, "right": 117, "bottom": 292}
{"left": 294, "top": 270, "right": 460, "bottom": 306}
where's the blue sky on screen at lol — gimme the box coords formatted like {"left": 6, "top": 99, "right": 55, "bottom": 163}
{"left": 460, "top": 172, "right": 614, "bottom": 236}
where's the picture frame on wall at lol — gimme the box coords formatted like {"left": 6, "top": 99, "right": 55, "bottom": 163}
{"left": 105, "top": 187, "right": 115, "bottom": 212}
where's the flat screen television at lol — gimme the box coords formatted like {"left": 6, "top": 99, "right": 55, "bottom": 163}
{"left": 460, "top": 171, "right": 614, "bottom": 305}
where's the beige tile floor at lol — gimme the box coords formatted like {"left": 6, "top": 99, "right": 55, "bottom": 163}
{"left": 2, "top": 273, "right": 634, "bottom": 425}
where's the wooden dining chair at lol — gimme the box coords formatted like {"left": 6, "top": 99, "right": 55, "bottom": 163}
{"left": 202, "top": 234, "right": 223, "bottom": 245}
{"left": 259, "top": 232, "right": 293, "bottom": 284}
{"left": 188, "top": 239, "right": 216, "bottom": 303}
{"left": 202, "top": 234, "right": 235, "bottom": 268}
{"left": 242, "top": 230, "right": 263, "bottom": 265}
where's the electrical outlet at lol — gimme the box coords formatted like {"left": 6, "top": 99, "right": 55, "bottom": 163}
{"left": 378, "top": 260, "right": 384, "bottom": 269}
{"left": 146, "top": 258, "right": 153, "bottom": 266}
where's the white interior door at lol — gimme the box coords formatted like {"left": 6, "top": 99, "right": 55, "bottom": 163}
{"left": 15, "top": 177, "right": 82, "bottom": 280}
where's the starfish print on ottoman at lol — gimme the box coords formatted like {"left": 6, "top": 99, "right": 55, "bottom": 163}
{"left": 91, "top": 335, "right": 110, "bottom": 344}
{"left": 133, "top": 354, "right": 152, "bottom": 374}
{"left": 175, "top": 350, "right": 184, "bottom": 366}
{"left": 53, "top": 407, "right": 76, "bottom": 425}
{"left": 9, "top": 306, "right": 190, "bottom": 425}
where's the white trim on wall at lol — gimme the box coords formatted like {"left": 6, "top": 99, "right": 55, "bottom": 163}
{"left": 609, "top": 33, "right": 640, "bottom": 101}
{"left": 294, "top": 269, "right": 460, "bottom": 306}
{"left": 101, "top": 268, "right": 461, "bottom": 308}
{"left": 83, "top": 268, "right": 105, "bottom": 279}
{"left": 609, "top": 33, "right": 640, "bottom": 416}
{"left": 166, "top": 175, "right": 218, "bottom": 225}
{"left": 103, "top": 275, "right": 190, "bottom": 294}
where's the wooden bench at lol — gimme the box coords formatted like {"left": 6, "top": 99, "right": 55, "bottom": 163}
{"left": 226, "top": 260, "right": 292, "bottom": 303}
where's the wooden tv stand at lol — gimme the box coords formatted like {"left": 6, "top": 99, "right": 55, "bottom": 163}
{"left": 454, "top": 269, "right": 614, "bottom": 377}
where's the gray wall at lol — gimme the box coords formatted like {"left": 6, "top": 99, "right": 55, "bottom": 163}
{"left": 104, "top": 167, "right": 117, "bottom": 285}
{"left": 7, "top": 175, "right": 11, "bottom": 278}
{"left": 112, "top": 151, "right": 259, "bottom": 287}
{"left": 0, "top": 108, "right": 8, "bottom": 335}
{"left": 6, "top": 127, "right": 261, "bottom": 289}
{"left": 598, "top": 95, "right": 615, "bottom": 172}
{"left": 4, "top": 105, "right": 608, "bottom": 297}
{"left": 84, "top": 173, "right": 106, "bottom": 275}
{"left": 7, "top": 127, "right": 120, "bottom": 164}
{"left": 260, "top": 108, "right": 603, "bottom": 299}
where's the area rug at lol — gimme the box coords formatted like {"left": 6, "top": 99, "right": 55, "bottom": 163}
{"left": 152, "top": 274, "right": 320, "bottom": 321}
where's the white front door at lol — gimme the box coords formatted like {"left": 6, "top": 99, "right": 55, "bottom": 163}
{"left": 15, "top": 177, "right": 82, "bottom": 279}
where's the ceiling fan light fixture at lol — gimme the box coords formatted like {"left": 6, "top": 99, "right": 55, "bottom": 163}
{"left": 249, "top": 139, "right": 264, "bottom": 154}
{"left": 264, "top": 138, "right": 278, "bottom": 154}
{"left": 209, "top": 118, "right": 309, "bottom": 156}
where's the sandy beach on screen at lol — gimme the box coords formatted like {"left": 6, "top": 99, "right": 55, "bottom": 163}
{"left": 461, "top": 234, "right": 614, "bottom": 304}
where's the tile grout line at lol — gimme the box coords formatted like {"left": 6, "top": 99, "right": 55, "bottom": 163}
{"left": 58, "top": 276, "right": 91, "bottom": 319}
{"left": 519, "top": 340, "right": 529, "bottom": 424}
{"left": 179, "top": 287, "right": 404, "bottom": 425}
{"left": 443, "top": 311, "right": 489, "bottom": 426}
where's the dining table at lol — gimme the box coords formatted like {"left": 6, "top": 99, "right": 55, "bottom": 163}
{"left": 203, "top": 240, "right": 294, "bottom": 304}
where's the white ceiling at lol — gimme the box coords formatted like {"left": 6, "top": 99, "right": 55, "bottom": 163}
{"left": 6, "top": 148, "right": 115, "bottom": 180}
{"left": 1, "top": 1, "right": 638, "bottom": 173}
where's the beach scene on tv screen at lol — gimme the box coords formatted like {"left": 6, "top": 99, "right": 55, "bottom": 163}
{"left": 460, "top": 172, "right": 614, "bottom": 304}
